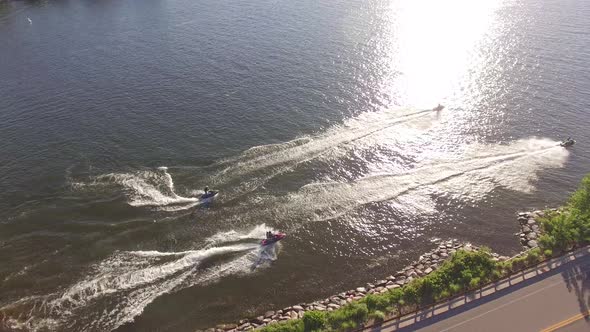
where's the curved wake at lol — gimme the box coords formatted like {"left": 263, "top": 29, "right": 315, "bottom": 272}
{"left": 213, "top": 138, "right": 569, "bottom": 225}
{"left": 70, "top": 107, "right": 438, "bottom": 210}
{"left": 0, "top": 225, "right": 279, "bottom": 332}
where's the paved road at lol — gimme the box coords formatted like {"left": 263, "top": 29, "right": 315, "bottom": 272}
{"left": 374, "top": 250, "right": 590, "bottom": 332}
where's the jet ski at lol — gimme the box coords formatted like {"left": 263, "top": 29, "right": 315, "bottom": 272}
{"left": 560, "top": 138, "right": 575, "bottom": 147}
{"left": 261, "top": 232, "right": 286, "bottom": 246}
{"left": 199, "top": 190, "right": 218, "bottom": 203}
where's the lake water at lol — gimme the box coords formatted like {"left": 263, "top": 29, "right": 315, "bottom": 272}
{"left": 1, "top": 0, "right": 589, "bottom": 331}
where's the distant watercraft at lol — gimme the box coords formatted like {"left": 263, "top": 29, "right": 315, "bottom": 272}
{"left": 433, "top": 104, "right": 444, "bottom": 112}
{"left": 560, "top": 138, "right": 575, "bottom": 147}
{"left": 261, "top": 233, "right": 286, "bottom": 246}
{"left": 27, "top": 17, "right": 32, "bottom": 24}
{"left": 199, "top": 190, "right": 218, "bottom": 203}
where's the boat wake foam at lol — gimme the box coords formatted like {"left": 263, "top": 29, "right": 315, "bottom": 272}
{"left": 69, "top": 107, "right": 438, "bottom": 210}
{"left": 0, "top": 225, "right": 277, "bottom": 332}
{"left": 207, "top": 107, "right": 438, "bottom": 195}
{"left": 213, "top": 138, "right": 569, "bottom": 226}
{"left": 94, "top": 167, "right": 201, "bottom": 211}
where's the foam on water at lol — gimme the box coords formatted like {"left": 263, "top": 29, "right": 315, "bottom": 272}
{"left": 93, "top": 167, "right": 201, "bottom": 210}
{"left": 304, "top": 138, "right": 566, "bottom": 213}
{"left": 218, "top": 137, "right": 569, "bottom": 226}
{"left": 71, "top": 107, "right": 438, "bottom": 210}
{"left": 205, "top": 223, "right": 269, "bottom": 245}
{"left": 207, "top": 107, "right": 438, "bottom": 194}
{"left": 0, "top": 225, "right": 277, "bottom": 332}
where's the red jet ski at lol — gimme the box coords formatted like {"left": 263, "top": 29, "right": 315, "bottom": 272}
{"left": 261, "top": 233, "right": 286, "bottom": 246}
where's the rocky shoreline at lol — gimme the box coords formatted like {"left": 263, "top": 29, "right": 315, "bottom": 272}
{"left": 203, "top": 211, "right": 548, "bottom": 332}
{"left": 517, "top": 209, "right": 557, "bottom": 250}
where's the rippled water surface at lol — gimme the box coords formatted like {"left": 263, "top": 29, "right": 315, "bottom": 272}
{"left": 1, "top": 0, "right": 589, "bottom": 331}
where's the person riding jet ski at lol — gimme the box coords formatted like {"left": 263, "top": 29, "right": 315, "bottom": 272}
{"left": 261, "top": 231, "right": 286, "bottom": 246}
{"left": 200, "top": 186, "right": 218, "bottom": 200}
{"left": 560, "top": 137, "right": 575, "bottom": 147}
{"left": 433, "top": 104, "right": 444, "bottom": 112}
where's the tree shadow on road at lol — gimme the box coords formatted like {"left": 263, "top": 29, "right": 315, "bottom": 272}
{"left": 382, "top": 257, "right": 589, "bottom": 332}
{"left": 562, "top": 263, "right": 590, "bottom": 323}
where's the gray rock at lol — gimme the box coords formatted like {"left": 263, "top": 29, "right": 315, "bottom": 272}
{"left": 440, "top": 252, "right": 448, "bottom": 258}
{"left": 262, "top": 318, "right": 271, "bottom": 324}
{"left": 424, "top": 267, "right": 433, "bottom": 274}
{"left": 238, "top": 323, "right": 251, "bottom": 330}
{"left": 376, "top": 279, "right": 388, "bottom": 287}
{"left": 522, "top": 226, "right": 531, "bottom": 232}
{"left": 527, "top": 219, "right": 536, "bottom": 225}
{"left": 532, "top": 225, "right": 540, "bottom": 232}
{"left": 431, "top": 254, "right": 440, "bottom": 260}
{"left": 386, "top": 284, "right": 401, "bottom": 289}
{"left": 366, "top": 283, "right": 375, "bottom": 289}
{"left": 327, "top": 303, "right": 340, "bottom": 309}
{"left": 526, "top": 232, "right": 537, "bottom": 240}
{"left": 355, "top": 287, "right": 366, "bottom": 293}
{"left": 292, "top": 305, "right": 304, "bottom": 311}
{"left": 264, "top": 311, "right": 275, "bottom": 318}
{"left": 527, "top": 240, "right": 538, "bottom": 248}
{"left": 252, "top": 317, "right": 264, "bottom": 325}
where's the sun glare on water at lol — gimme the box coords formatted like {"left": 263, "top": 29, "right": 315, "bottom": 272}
{"left": 380, "top": 0, "right": 504, "bottom": 108}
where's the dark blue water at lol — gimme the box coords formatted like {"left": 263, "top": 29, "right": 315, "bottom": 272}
{"left": 1, "top": 0, "right": 589, "bottom": 331}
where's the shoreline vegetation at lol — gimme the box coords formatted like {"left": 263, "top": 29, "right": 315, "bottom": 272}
{"left": 205, "top": 173, "right": 590, "bottom": 332}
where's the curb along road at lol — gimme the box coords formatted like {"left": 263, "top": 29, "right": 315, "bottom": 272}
{"left": 363, "top": 245, "right": 590, "bottom": 332}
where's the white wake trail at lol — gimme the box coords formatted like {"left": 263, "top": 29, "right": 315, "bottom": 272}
{"left": 231, "top": 138, "right": 569, "bottom": 224}
{"left": 208, "top": 108, "right": 437, "bottom": 192}
{"left": 93, "top": 167, "right": 201, "bottom": 210}
{"left": 1, "top": 225, "right": 276, "bottom": 332}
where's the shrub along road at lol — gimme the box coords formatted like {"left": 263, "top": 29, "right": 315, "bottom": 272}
{"left": 375, "top": 247, "right": 590, "bottom": 332}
